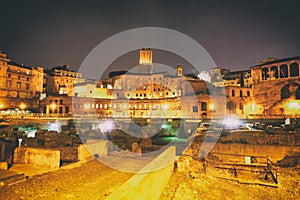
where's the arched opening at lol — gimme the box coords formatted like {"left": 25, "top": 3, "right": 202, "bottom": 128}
{"left": 296, "top": 86, "right": 300, "bottom": 100}
{"left": 280, "top": 64, "right": 288, "bottom": 78}
{"left": 227, "top": 101, "right": 236, "bottom": 114}
{"left": 281, "top": 84, "right": 291, "bottom": 99}
{"left": 262, "top": 68, "right": 269, "bottom": 80}
{"left": 270, "top": 66, "right": 278, "bottom": 79}
{"left": 290, "top": 62, "right": 299, "bottom": 77}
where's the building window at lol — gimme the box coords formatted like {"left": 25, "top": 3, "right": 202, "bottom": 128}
{"left": 280, "top": 64, "right": 288, "bottom": 78}
{"left": 262, "top": 68, "right": 269, "bottom": 80}
{"left": 290, "top": 62, "right": 299, "bottom": 77}
{"left": 59, "top": 100, "right": 63, "bottom": 104}
{"left": 192, "top": 106, "right": 198, "bottom": 112}
{"left": 270, "top": 66, "right": 279, "bottom": 79}
{"left": 17, "top": 82, "right": 21, "bottom": 89}
{"left": 7, "top": 81, "right": 11, "bottom": 88}
{"left": 27, "top": 77, "right": 30, "bottom": 81}
{"left": 201, "top": 102, "right": 207, "bottom": 111}
{"left": 231, "top": 90, "right": 235, "bottom": 97}
{"left": 8, "top": 74, "right": 11, "bottom": 78}
{"left": 26, "top": 84, "right": 30, "bottom": 90}
{"left": 240, "top": 90, "right": 243, "bottom": 97}
{"left": 247, "top": 91, "right": 250, "bottom": 96}
{"left": 18, "top": 75, "right": 20, "bottom": 80}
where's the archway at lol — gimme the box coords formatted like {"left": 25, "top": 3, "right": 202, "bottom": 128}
{"left": 281, "top": 84, "right": 291, "bottom": 99}
{"left": 262, "top": 68, "right": 269, "bottom": 80}
{"left": 280, "top": 64, "right": 288, "bottom": 78}
{"left": 270, "top": 66, "right": 278, "bottom": 79}
{"left": 290, "top": 62, "right": 299, "bottom": 77}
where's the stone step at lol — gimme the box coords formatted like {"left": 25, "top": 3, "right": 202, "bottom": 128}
{"left": 0, "top": 173, "right": 26, "bottom": 186}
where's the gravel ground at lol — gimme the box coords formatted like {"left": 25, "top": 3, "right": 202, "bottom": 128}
{"left": 160, "top": 168, "right": 300, "bottom": 200}
{"left": 0, "top": 159, "right": 133, "bottom": 200}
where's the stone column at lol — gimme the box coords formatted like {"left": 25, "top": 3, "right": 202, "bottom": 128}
{"left": 0, "top": 142, "right": 5, "bottom": 161}
{"left": 46, "top": 105, "right": 49, "bottom": 115}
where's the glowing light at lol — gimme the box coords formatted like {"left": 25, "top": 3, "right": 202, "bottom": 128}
{"left": 223, "top": 117, "right": 242, "bottom": 129}
{"left": 47, "top": 120, "right": 62, "bottom": 132}
{"left": 209, "top": 104, "right": 215, "bottom": 111}
{"left": 93, "top": 119, "right": 115, "bottom": 133}
{"left": 197, "top": 71, "right": 211, "bottom": 82}
{"left": 50, "top": 103, "right": 57, "bottom": 110}
{"left": 244, "top": 102, "right": 261, "bottom": 114}
{"left": 26, "top": 130, "right": 37, "bottom": 138}
{"left": 0, "top": 103, "right": 4, "bottom": 109}
{"left": 19, "top": 103, "right": 26, "bottom": 110}
{"left": 84, "top": 103, "right": 90, "bottom": 109}
{"left": 162, "top": 104, "right": 169, "bottom": 109}
{"left": 288, "top": 101, "right": 300, "bottom": 109}
{"left": 161, "top": 124, "right": 168, "bottom": 129}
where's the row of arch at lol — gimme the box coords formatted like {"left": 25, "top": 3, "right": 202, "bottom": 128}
{"left": 262, "top": 62, "right": 299, "bottom": 80}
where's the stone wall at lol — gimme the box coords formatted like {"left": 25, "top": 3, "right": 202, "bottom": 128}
{"left": 107, "top": 146, "right": 176, "bottom": 200}
{"left": 13, "top": 147, "right": 60, "bottom": 169}
{"left": 201, "top": 142, "right": 300, "bottom": 163}
{"left": 77, "top": 140, "right": 108, "bottom": 161}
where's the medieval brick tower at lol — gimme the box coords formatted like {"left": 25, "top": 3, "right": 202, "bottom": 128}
{"left": 139, "top": 48, "right": 153, "bottom": 74}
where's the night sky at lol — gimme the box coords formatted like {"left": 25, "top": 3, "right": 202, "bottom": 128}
{"left": 0, "top": 0, "right": 299, "bottom": 75}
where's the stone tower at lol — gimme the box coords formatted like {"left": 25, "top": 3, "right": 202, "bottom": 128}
{"left": 139, "top": 48, "right": 153, "bottom": 74}
{"left": 176, "top": 65, "right": 183, "bottom": 76}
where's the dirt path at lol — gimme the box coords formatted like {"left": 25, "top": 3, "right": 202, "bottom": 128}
{"left": 0, "top": 159, "right": 133, "bottom": 200}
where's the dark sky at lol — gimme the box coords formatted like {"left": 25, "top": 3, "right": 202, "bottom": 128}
{"left": 0, "top": 0, "right": 299, "bottom": 74}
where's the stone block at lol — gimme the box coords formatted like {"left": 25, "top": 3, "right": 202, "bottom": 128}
{"left": 13, "top": 147, "right": 60, "bottom": 169}
{"left": 0, "top": 162, "right": 8, "bottom": 170}
{"left": 78, "top": 140, "right": 108, "bottom": 161}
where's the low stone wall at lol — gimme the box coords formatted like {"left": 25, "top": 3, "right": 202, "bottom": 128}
{"left": 78, "top": 140, "right": 108, "bottom": 161}
{"left": 13, "top": 147, "right": 60, "bottom": 169}
{"left": 201, "top": 142, "right": 300, "bottom": 163}
{"left": 107, "top": 146, "right": 175, "bottom": 200}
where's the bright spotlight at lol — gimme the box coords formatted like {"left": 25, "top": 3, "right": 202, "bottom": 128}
{"left": 223, "top": 117, "right": 242, "bottom": 129}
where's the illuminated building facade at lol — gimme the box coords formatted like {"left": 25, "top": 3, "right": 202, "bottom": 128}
{"left": 2, "top": 48, "right": 300, "bottom": 120}
{"left": 251, "top": 56, "right": 300, "bottom": 118}
{"left": 39, "top": 49, "right": 218, "bottom": 120}
{"left": 0, "top": 51, "right": 44, "bottom": 111}
{"left": 225, "top": 86, "right": 253, "bottom": 117}
{"left": 46, "top": 65, "right": 85, "bottom": 96}
{"left": 210, "top": 67, "right": 253, "bottom": 88}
